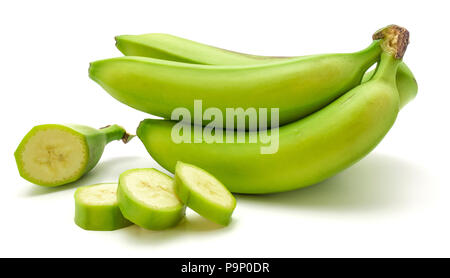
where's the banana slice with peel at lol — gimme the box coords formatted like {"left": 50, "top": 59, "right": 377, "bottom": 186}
{"left": 74, "top": 183, "right": 132, "bottom": 231}
{"left": 117, "top": 168, "right": 185, "bottom": 230}
{"left": 175, "top": 162, "right": 236, "bottom": 226}
{"left": 14, "top": 124, "right": 133, "bottom": 187}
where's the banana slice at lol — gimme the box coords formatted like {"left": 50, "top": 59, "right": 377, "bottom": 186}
{"left": 174, "top": 162, "right": 236, "bottom": 226}
{"left": 74, "top": 183, "right": 132, "bottom": 231}
{"left": 15, "top": 124, "right": 132, "bottom": 186}
{"left": 117, "top": 168, "right": 185, "bottom": 230}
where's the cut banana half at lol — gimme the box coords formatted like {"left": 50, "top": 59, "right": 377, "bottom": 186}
{"left": 15, "top": 125, "right": 88, "bottom": 186}
{"left": 175, "top": 162, "right": 236, "bottom": 226}
{"left": 74, "top": 183, "right": 132, "bottom": 231}
{"left": 15, "top": 124, "right": 131, "bottom": 187}
{"left": 117, "top": 168, "right": 185, "bottom": 230}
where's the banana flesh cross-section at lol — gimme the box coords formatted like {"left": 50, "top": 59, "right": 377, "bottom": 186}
{"left": 15, "top": 124, "right": 132, "bottom": 186}
{"left": 175, "top": 162, "right": 236, "bottom": 226}
{"left": 117, "top": 168, "right": 185, "bottom": 230}
{"left": 74, "top": 183, "right": 132, "bottom": 231}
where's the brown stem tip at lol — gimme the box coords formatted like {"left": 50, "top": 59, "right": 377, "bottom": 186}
{"left": 373, "top": 24, "right": 409, "bottom": 59}
{"left": 121, "top": 133, "right": 135, "bottom": 144}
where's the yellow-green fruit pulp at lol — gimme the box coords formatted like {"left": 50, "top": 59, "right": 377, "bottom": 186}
{"left": 74, "top": 183, "right": 132, "bottom": 231}
{"left": 15, "top": 124, "right": 129, "bottom": 186}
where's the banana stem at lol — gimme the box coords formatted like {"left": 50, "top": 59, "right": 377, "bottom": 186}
{"left": 373, "top": 25, "right": 409, "bottom": 59}
{"left": 355, "top": 40, "right": 382, "bottom": 69}
{"left": 100, "top": 125, "right": 134, "bottom": 144}
{"left": 370, "top": 25, "right": 410, "bottom": 83}
{"left": 372, "top": 52, "right": 401, "bottom": 83}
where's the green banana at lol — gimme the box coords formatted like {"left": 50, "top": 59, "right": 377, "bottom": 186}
{"left": 115, "top": 33, "right": 290, "bottom": 65}
{"left": 116, "top": 33, "right": 417, "bottom": 108}
{"left": 136, "top": 25, "right": 409, "bottom": 194}
{"left": 15, "top": 124, "right": 133, "bottom": 187}
{"left": 90, "top": 38, "right": 382, "bottom": 128}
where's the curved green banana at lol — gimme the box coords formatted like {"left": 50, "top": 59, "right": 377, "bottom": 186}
{"left": 136, "top": 26, "right": 409, "bottom": 194}
{"left": 15, "top": 124, "right": 133, "bottom": 187}
{"left": 90, "top": 40, "right": 381, "bottom": 128}
{"left": 116, "top": 33, "right": 417, "bottom": 108}
{"left": 115, "top": 33, "right": 290, "bottom": 65}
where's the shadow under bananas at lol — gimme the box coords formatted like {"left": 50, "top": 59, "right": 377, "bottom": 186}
{"left": 236, "top": 152, "right": 428, "bottom": 213}
{"left": 118, "top": 213, "right": 236, "bottom": 245}
{"left": 22, "top": 156, "right": 165, "bottom": 197}
{"left": 21, "top": 152, "right": 428, "bottom": 242}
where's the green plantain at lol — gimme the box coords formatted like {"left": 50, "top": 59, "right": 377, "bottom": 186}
{"left": 136, "top": 25, "right": 409, "bottom": 194}
{"left": 115, "top": 33, "right": 290, "bottom": 65}
{"left": 116, "top": 32, "right": 417, "bottom": 108}
{"left": 90, "top": 35, "right": 383, "bottom": 129}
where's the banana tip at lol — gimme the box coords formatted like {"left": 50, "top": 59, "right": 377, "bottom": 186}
{"left": 114, "top": 35, "right": 121, "bottom": 45}
{"left": 88, "top": 62, "right": 96, "bottom": 79}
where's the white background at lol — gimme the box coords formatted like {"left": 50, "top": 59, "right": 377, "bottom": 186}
{"left": 0, "top": 0, "right": 449, "bottom": 258}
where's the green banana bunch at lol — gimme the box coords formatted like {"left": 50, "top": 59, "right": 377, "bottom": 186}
{"left": 115, "top": 33, "right": 417, "bottom": 109}
{"left": 90, "top": 38, "right": 383, "bottom": 128}
{"left": 136, "top": 25, "right": 409, "bottom": 194}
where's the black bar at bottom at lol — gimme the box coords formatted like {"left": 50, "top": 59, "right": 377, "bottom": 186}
{"left": 0, "top": 258, "right": 447, "bottom": 276}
